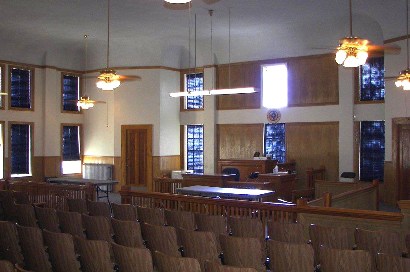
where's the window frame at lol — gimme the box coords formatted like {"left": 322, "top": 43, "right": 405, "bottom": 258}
{"left": 0, "top": 64, "right": 5, "bottom": 110}
{"left": 61, "top": 72, "right": 82, "bottom": 114}
{"left": 180, "top": 68, "right": 204, "bottom": 112}
{"left": 61, "top": 123, "right": 83, "bottom": 175}
{"left": 8, "top": 65, "right": 35, "bottom": 111}
{"left": 8, "top": 121, "right": 34, "bottom": 178}
{"left": 185, "top": 124, "right": 204, "bottom": 174}
{"left": 354, "top": 56, "right": 385, "bottom": 104}
{"left": 261, "top": 63, "right": 288, "bottom": 109}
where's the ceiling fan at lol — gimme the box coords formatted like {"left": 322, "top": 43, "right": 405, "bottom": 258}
{"left": 163, "top": 0, "right": 220, "bottom": 10}
{"left": 334, "top": 0, "right": 400, "bottom": 67}
{"left": 74, "top": 96, "right": 106, "bottom": 110}
{"left": 96, "top": 0, "right": 141, "bottom": 91}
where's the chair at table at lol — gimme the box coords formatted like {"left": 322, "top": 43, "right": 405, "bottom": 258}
{"left": 319, "top": 246, "right": 373, "bottom": 272}
{"left": 0, "top": 260, "right": 16, "bottom": 272}
{"left": 35, "top": 206, "right": 60, "bottom": 232}
{"left": 74, "top": 237, "right": 115, "bottom": 272}
{"left": 42, "top": 229, "right": 81, "bottom": 272}
{"left": 57, "top": 210, "right": 86, "bottom": 238}
{"left": 222, "top": 168, "right": 240, "bottom": 181}
{"left": 15, "top": 204, "right": 38, "bottom": 228}
{"left": 112, "top": 203, "right": 138, "bottom": 221}
{"left": 17, "top": 225, "right": 53, "bottom": 272}
{"left": 137, "top": 206, "right": 166, "bottom": 226}
{"left": 111, "top": 242, "right": 154, "bottom": 272}
{"left": 267, "top": 239, "right": 314, "bottom": 272}
{"left": 164, "top": 209, "right": 196, "bottom": 230}
{"left": 177, "top": 228, "right": 220, "bottom": 271}
{"left": 67, "top": 198, "right": 88, "bottom": 214}
{"left": 376, "top": 253, "right": 410, "bottom": 272}
{"left": 0, "top": 221, "right": 24, "bottom": 267}
{"left": 82, "top": 214, "right": 113, "bottom": 243}
{"left": 88, "top": 200, "right": 111, "bottom": 218}
{"left": 141, "top": 223, "right": 181, "bottom": 258}
{"left": 153, "top": 251, "right": 202, "bottom": 272}
{"left": 111, "top": 218, "right": 144, "bottom": 248}
{"left": 267, "top": 221, "right": 307, "bottom": 244}
{"left": 219, "top": 235, "right": 266, "bottom": 272}
{"left": 205, "top": 261, "right": 258, "bottom": 272}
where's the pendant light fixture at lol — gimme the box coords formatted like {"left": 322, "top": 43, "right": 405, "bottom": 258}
{"left": 335, "top": 0, "right": 369, "bottom": 67}
{"left": 165, "top": 0, "right": 191, "bottom": 3}
{"left": 395, "top": 0, "right": 410, "bottom": 90}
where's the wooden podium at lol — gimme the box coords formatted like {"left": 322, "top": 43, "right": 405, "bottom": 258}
{"left": 217, "top": 159, "right": 277, "bottom": 181}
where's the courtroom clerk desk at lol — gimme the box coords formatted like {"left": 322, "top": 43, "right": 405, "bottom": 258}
{"left": 181, "top": 173, "right": 235, "bottom": 187}
{"left": 217, "top": 159, "right": 277, "bottom": 181}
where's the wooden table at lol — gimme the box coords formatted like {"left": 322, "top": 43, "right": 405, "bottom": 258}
{"left": 176, "top": 185, "right": 275, "bottom": 202}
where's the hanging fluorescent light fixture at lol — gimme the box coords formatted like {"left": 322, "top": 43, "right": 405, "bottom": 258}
{"left": 165, "top": 0, "right": 191, "bottom": 3}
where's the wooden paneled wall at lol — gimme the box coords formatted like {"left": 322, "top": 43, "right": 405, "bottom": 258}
{"left": 216, "top": 54, "right": 338, "bottom": 110}
{"left": 153, "top": 155, "right": 181, "bottom": 179}
{"left": 217, "top": 124, "right": 264, "bottom": 160}
{"left": 286, "top": 122, "right": 339, "bottom": 189}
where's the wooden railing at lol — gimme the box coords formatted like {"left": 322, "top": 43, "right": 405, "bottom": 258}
{"left": 8, "top": 181, "right": 93, "bottom": 211}
{"left": 306, "top": 166, "right": 326, "bottom": 188}
{"left": 314, "top": 180, "right": 368, "bottom": 198}
{"left": 153, "top": 178, "right": 183, "bottom": 194}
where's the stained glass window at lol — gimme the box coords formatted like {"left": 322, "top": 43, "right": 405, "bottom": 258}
{"left": 186, "top": 124, "right": 204, "bottom": 174}
{"left": 360, "top": 121, "right": 385, "bottom": 181}
{"left": 264, "top": 123, "right": 286, "bottom": 163}
{"left": 359, "top": 57, "right": 385, "bottom": 101}
{"left": 10, "top": 67, "right": 32, "bottom": 109}
{"left": 10, "top": 123, "right": 31, "bottom": 176}
{"left": 185, "top": 73, "right": 204, "bottom": 109}
{"left": 62, "top": 74, "right": 80, "bottom": 112}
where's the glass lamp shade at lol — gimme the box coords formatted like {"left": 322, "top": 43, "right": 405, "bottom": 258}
{"left": 395, "top": 69, "right": 410, "bottom": 90}
{"left": 164, "top": 0, "right": 191, "bottom": 3}
{"left": 335, "top": 37, "right": 369, "bottom": 67}
{"left": 96, "top": 69, "right": 121, "bottom": 91}
{"left": 77, "top": 101, "right": 94, "bottom": 110}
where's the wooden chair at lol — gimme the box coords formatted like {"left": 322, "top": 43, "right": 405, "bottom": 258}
{"left": 12, "top": 191, "right": 31, "bottom": 205}
{"left": 57, "top": 210, "right": 86, "bottom": 238}
{"left": 42, "top": 229, "right": 81, "bottom": 272}
{"left": 137, "top": 206, "right": 166, "bottom": 226}
{"left": 205, "top": 261, "right": 258, "bottom": 272}
{"left": 0, "top": 221, "right": 24, "bottom": 267}
{"left": 227, "top": 216, "right": 265, "bottom": 246}
{"left": 319, "top": 246, "right": 373, "bottom": 272}
{"left": 141, "top": 223, "right": 181, "bottom": 258}
{"left": 16, "top": 225, "right": 53, "bottom": 272}
{"left": 0, "top": 260, "right": 16, "bottom": 272}
{"left": 35, "top": 206, "right": 60, "bottom": 232}
{"left": 406, "top": 234, "right": 410, "bottom": 255}
{"left": 112, "top": 203, "right": 138, "bottom": 221}
{"left": 376, "top": 253, "right": 410, "bottom": 272}
{"left": 267, "top": 239, "right": 314, "bottom": 272}
{"left": 87, "top": 200, "right": 111, "bottom": 218}
{"left": 267, "top": 221, "right": 307, "bottom": 244}
{"left": 74, "top": 237, "right": 114, "bottom": 272}
{"left": 15, "top": 204, "right": 38, "bottom": 228}
{"left": 0, "top": 190, "right": 17, "bottom": 221}
{"left": 219, "top": 235, "right": 266, "bottom": 272}
{"left": 82, "top": 214, "right": 113, "bottom": 243}
{"left": 111, "top": 218, "right": 144, "bottom": 248}
{"left": 154, "top": 250, "right": 202, "bottom": 272}
{"left": 67, "top": 198, "right": 88, "bottom": 214}
{"left": 177, "top": 229, "right": 220, "bottom": 271}
{"left": 111, "top": 242, "right": 154, "bottom": 272}
{"left": 164, "top": 209, "right": 196, "bottom": 230}
{"left": 195, "top": 213, "right": 227, "bottom": 251}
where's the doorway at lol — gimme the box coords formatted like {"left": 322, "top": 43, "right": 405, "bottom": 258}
{"left": 393, "top": 118, "right": 410, "bottom": 200}
{"left": 121, "top": 125, "right": 152, "bottom": 190}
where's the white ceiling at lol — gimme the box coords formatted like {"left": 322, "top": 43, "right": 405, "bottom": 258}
{"left": 0, "top": 0, "right": 405, "bottom": 70}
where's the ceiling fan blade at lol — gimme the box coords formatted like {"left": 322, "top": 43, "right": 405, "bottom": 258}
{"left": 368, "top": 44, "right": 401, "bottom": 55}
{"left": 385, "top": 76, "right": 398, "bottom": 81}
{"left": 92, "top": 100, "right": 107, "bottom": 104}
{"left": 202, "top": 0, "right": 221, "bottom": 4}
{"left": 119, "top": 75, "right": 142, "bottom": 82}
{"left": 163, "top": 2, "right": 191, "bottom": 10}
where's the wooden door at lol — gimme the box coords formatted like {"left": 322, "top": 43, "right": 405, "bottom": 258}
{"left": 121, "top": 125, "right": 152, "bottom": 189}
{"left": 398, "top": 124, "right": 410, "bottom": 200}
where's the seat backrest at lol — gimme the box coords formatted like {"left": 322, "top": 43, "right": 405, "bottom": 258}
{"left": 267, "top": 239, "right": 314, "bottom": 272}
{"left": 165, "top": 209, "right": 196, "bottom": 230}
{"left": 154, "top": 251, "right": 202, "bottom": 272}
{"left": 137, "top": 206, "right": 166, "bottom": 226}
{"left": 0, "top": 221, "right": 24, "bottom": 266}
{"left": 74, "top": 237, "right": 113, "bottom": 272}
{"left": 195, "top": 213, "right": 227, "bottom": 235}
{"left": 222, "top": 168, "right": 240, "bottom": 181}
{"left": 140, "top": 223, "right": 181, "bottom": 257}
{"left": 43, "top": 230, "right": 81, "bottom": 272}
{"left": 35, "top": 206, "right": 60, "bottom": 233}
{"left": 12, "top": 191, "right": 31, "bottom": 205}
{"left": 17, "top": 225, "right": 53, "bottom": 272}
{"left": 204, "top": 261, "right": 258, "bottom": 272}
{"left": 111, "top": 242, "right": 154, "bottom": 272}
{"left": 376, "top": 253, "right": 410, "bottom": 272}
{"left": 319, "top": 247, "right": 373, "bottom": 272}
{"left": 88, "top": 201, "right": 111, "bottom": 218}
{"left": 112, "top": 203, "right": 138, "bottom": 221}
{"left": 219, "top": 235, "right": 266, "bottom": 272}
{"left": 15, "top": 204, "right": 38, "bottom": 228}
{"left": 57, "top": 210, "right": 85, "bottom": 238}
{"left": 228, "top": 216, "right": 265, "bottom": 243}
{"left": 67, "top": 198, "right": 88, "bottom": 214}
{"left": 0, "top": 260, "right": 16, "bottom": 272}
{"left": 406, "top": 234, "right": 410, "bottom": 256}
{"left": 111, "top": 218, "right": 144, "bottom": 248}
{"left": 0, "top": 190, "right": 17, "bottom": 221}
{"left": 82, "top": 214, "right": 113, "bottom": 243}
{"left": 267, "top": 221, "right": 307, "bottom": 244}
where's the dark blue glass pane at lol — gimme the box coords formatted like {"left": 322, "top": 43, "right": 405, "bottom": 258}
{"left": 186, "top": 73, "right": 203, "bottom": 109}
{"left": 264, "top": 123, "right": 286, "bottom": 163}
{"left": 11, "top": 68, "right": 31, "bottom": 108}
{"left": 63, "top": 75, "right": 80, "bottom": 111}
{"left": 63, "top": 126, "right": 80, "bottom": 161}
{"left": 186, "top": 124, "right": 204, "bottom": 174}
{"left": 11, "top": 124, "right": 30, "bottom": 174}
{"left": 360, "top": 121, "right": 385, "bottom": 181}
{"left": 360, "top": 57, "right": 385, "bottom": 101}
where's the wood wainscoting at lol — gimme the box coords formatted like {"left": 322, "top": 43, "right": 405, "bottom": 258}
{"left": 152, "top": 155, "right": 180, "bottom": 179}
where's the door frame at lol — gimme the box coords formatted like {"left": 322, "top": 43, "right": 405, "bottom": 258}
{"left": 392, "top": 117, "right": 410, "bottom": 201}
{"left": 121, "top": 124, "right": 153, "bottom": 191}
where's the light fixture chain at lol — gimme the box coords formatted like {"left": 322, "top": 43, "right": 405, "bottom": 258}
{"left": 228, "top": 8, "right": 231, "bottom": 89}
{"left": 84, "top": 34, "right": 88, "bottom": 95}
{"left": 210, "top": 9, "right": 214, "bottom": 90}
{"left": 407, "top": 0, "right": 409, "bottom": 69}
{"left": 349, "top": 0, "right": 353, "bottom": 37}
{"left": 107, "top": 0, "right": 110, "bottom": 68}
{"left": 188, "top": 4, "right": 191, "bottom": 74}
{"left": 195, "top": 13, "right": 197, "bottom": 72}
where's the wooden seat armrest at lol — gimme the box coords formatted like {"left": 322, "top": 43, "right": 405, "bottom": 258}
{"left": 291, "top": 188, "right": 315, "bottom": 202}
